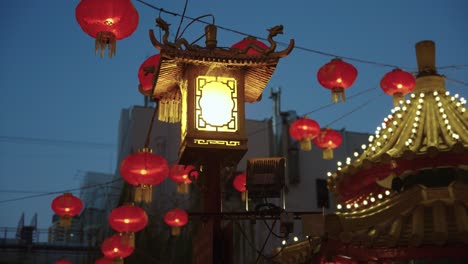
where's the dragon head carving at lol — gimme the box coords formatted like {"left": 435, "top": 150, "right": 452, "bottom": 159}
{"left": 156, "top": 17, "right": 170, "bottom": 31}
{"left": 267, "top": 25, "right": 284, "bottom": 38}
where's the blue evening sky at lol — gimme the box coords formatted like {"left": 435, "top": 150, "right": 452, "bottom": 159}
{"left": 0, "top": 0, "right": 466, "bottom": 229}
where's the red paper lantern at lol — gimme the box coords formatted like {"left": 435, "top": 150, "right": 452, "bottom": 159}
{"left": 95, "top": 257, "right": 114, "bottom": 264}
{"left": 313, "top": 128, "right": 343, "bottom": 160}
{"left": 54, "top": 260, "right": 72, "bottom": 264}
{"left": 120, "top": 148, "right": 169, "bottom": 203}
{"left": 75, "top": 0, "right": 139, "bottom": 58}
{"left": 51, "top": 193, "right": 83, "bottom": 227}
{"left": 164, "top": 208, "right": 188, "bottom": 236}
{"left": 109, "top": 204, "right": 148, "bottom": 246}
{"left": 317, "top": 58, "right": 358, "bottom": 103}
{"left": 138, "top": 54, "right": 161, "bottom": 96}
{"left": 169, "top": 164, "right": 198, "bottom": 194}
{"left": 380, "top": 68, "right": 415, "bottom": 106}
{"left": 101, "top": 234, "right": 134, "bottom": 264}
{"left": 231, "top": 37, "right": 268, "bottom": 55}
{"left": 289, "top": 117, "right": 321, "bottom": 151}
{"left": 232, "top": 173, "right": 247, "bottom": 201}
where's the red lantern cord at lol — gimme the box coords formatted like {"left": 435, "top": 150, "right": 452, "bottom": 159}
{"left": 169, "top": 164, "right": 198, "bottom": 194}
{"left": 101, "top": 234, "right": 134, "bottom": 264}
{"left": 164, "top": 208, "right": 188, "bottom": 236}
{"left": 232, "top": 173, "right": 247, "bottom": 201}
{"left": 138, "top": 54, "right": 161, "bottom": 96}
{"left": 289, "top": 117, "right": 321, "bottom": 151}
{"left": 108, "top": 204, "right": 148, "bottom": 247}
{"left": 51, "top": 193, "right": 83, "bottom": 228}
{"left": 380, "top": 68, "right": 416, "bottom": 106}
{"left": 313, "top": 128, "right": 343, "bottom": 160}
{"left": 75, "top": 0, "right": 139, "bottom": 58}
{"left": 317, "top": 58, "right": 358, "bottom": 103}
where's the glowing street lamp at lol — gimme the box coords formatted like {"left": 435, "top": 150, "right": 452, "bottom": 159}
{"left": 147, "top": 18, "right": 294, "bottom": 164}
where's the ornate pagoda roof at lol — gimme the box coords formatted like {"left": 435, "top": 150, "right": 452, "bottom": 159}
{"left": 328, "top": 41, "right": 468, "bottom": 204}
{"left": 147, "top": 18, "right": 294, "bottom": 103}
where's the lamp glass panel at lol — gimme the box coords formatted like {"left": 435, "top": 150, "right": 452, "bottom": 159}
{"left": 196, "top": 76, "right": 238, "bottom": 132}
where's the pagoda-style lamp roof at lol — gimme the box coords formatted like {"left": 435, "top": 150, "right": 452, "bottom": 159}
{"left": 328, "top": 40, "right": 468, "bottom": 204}
{"left": 145, "top": 18, "right": 294, "bottom": 122}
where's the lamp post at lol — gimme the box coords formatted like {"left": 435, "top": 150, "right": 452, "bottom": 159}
{"left": 147, "top": 17, "right": 294, "bottom": 263}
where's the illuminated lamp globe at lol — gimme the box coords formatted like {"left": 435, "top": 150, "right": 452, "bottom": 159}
{"left": 231, "top": 36, "right": 268, "bottom": 55}
{"left": 51, "top": 193, "right": 83, "bottom": 228}
{"left": 75, "top": 0, "right": 139, "bottom": 58}
{"left": 169, "top": 164, "right": 198, "bottom": 194}
{"left": 120, "top": 148, "right": 169, "bottom": 203}
{"left": 101, "top": 234, "right": 134, "bottom": 264}
{"left": 380, "top": 68, "right": 415, "bottom": 106}
{"left": 164, "top": 208, "right": 188, "bottom": 236}
{"left": 108, "top": 204, "right": 148, "bottom": 247}
{"left": 289, "top": 117, "right": 321, "bottom": 151}
{"left": 232, "top": 173, "right": 247, "bottom": 201}
{"left": 313, "top": 128, "right": 343, "bottom": 160}
{"left": 95, "top": 257, "right": 114, "bottom": 264}
{"left": 317, "top": 58, "right": 358, "bottom": 103}
{"left": 138, "top": 54, "right": 161, "bottom": 96}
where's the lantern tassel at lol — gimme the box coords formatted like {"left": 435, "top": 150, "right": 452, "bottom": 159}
{"left": 60, "top": 215, "right": 72, "bottom": 228}
{"left": 331, "top": 87, "right": 345, "bottom": 103}
{"left": 323, "top": 148, "right": 334, "bottom": 160}
{"left": 122, "top": 232, "right": 135, "bottom": 247}
{"left": 134, "top": 186, "right": 142, "bottom": 203}
{"left": 300, "top": 139, "right": 312, "bottom": 151}
{"left": 240, "top": 191, "right": 246, "bottom": 202}
{"left": 176, "top": 183, "right": 189, "bottom": 194}
{"left": 158, "top": 90, "right": 181, "bottom": 123}
{"left": 112, "top": 257, "right": 124, "bottom": 264}
{"left": 95, "top": 31, "right": 116, "bottom": 58}
{"left": 142, "top": 185, "right": 153, "bottom": 203}
{"left": 393, "top": 92, "right": 404, "bottom": 106}
{"left": 171, "top": 226, "right": 181, "bottom": 236}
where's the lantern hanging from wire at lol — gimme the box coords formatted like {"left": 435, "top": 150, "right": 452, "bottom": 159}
{"left": 313, "top": 128, "right": 343, "bottom": 160}
{"left": 164, "top": 208, "right": 188, "bottom": 236}
{"left": 232, "top": 172, "right": 247, "bottom": 201}
{"left": 317, "top": 58, "right": 358, "bottom": 103}
{"left": 380, "top": 68, "right": 415, "bottom": 106}
{"left": 231, "top": 36, "right": 269, "bottom": 55}
{"left": 108, "top": 204, "right": 148, "bottom": 247}
{"left": 289, "top": 117, "right": 321, "bottom": 151}
{"left": 169, "top": 164, "right": 199, "bottom": 194}
{"left": 95, "top": 257, "right": 114, "bottom": 264}
{"left": 138, "top": 54, "right": 161, "bottom": 96}
{"left": 120, "top": 148, "right": 169, "bottom": 203}
{"left": 101, "top": 234, "right": 134, "bottom": 264}
{"left": 75, "top": 0, "right": 139, "bottom": 58}
{"left": 51, "top": 193, "right": 83, "bottom": 228}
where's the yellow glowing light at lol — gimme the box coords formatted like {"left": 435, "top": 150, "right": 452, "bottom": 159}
{"left": 196, "top": 76, "right": 238, "bottom": 132}
{"left": 175, "top": 218, "right": 180, "bottom": 223}
{"left": 397, "top": 83, "right": 403, "bottom": 89}
{"left": 346, "top": 204, "right": 351, "bottom": 209}
{"left": 113, "top": 248, "right": 119, "bottom": 253}
{"left": 337, "top": 204, "right": 342, "bottom": 209}
{"left": 140, "top": 169, "right": 148, "bottom": 175}
{"left": 105, "top": 18, "right": 114, "bottom": 26}
{"left": 65, "top": 208, "right": 70, "bottom": 212}
{"left": 336, "top": 78, "right": 342, "bottom": 83}
{"left": 124, "top": 219, "right": 130, "bottom": 224}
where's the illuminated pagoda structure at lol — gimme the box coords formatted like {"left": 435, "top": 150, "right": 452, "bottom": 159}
{"left": 273, "top": 41, "right": 468, "bottom": 263}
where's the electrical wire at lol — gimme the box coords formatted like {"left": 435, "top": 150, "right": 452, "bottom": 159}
{"left": 0, "top": 135, "right": 115, "bottom": 149}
